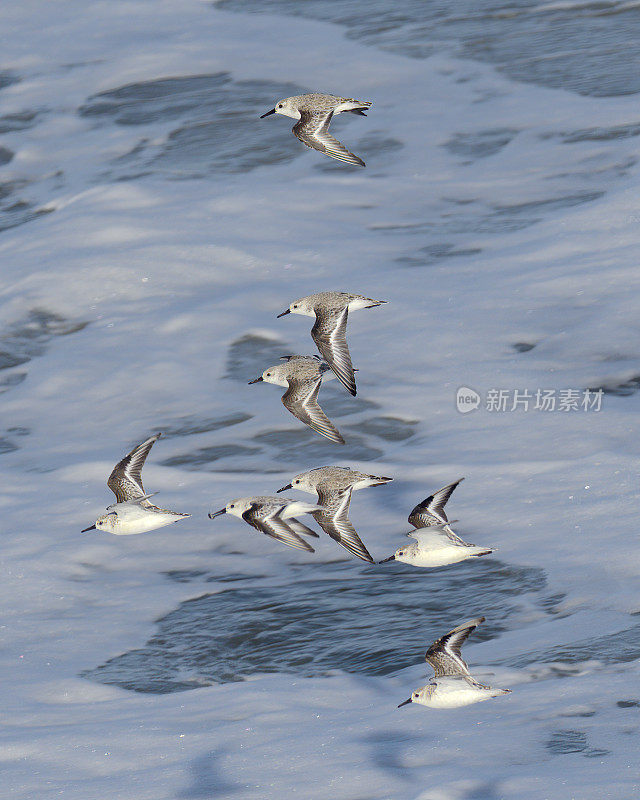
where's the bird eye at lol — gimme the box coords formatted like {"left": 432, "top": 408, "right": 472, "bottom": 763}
{"left": 230, "top": 504, "right": 235, "bottom": 509}
{"left": 293, "top": 304, "right": 298, "bottom": 308}
{"left": 266, "top": 372, "right": 271, "bottom": 377}
{"left": 294, "top": 479, "right": 300, "bottom": 484}
{"left": 278, "top": 103, "right": 283, "bottom": 108}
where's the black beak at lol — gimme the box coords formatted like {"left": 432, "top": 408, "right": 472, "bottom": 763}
{"left": 208, "top": 509, "right": 226, "bottom": 519}
{"left": 276, "top": 309, "right": 291, "bottom": 318}
{"left": 276, "top": 483, "right": 292, "bottom": 493}
{"left": 397, "top": 697, "right": 412, "bottom": 708}
{"left": 260, "top": 108, "right": 276, "bottom": 118}
{"left": 248, "top": 376, "right": 263, "bottom": 384}
{"left": 81, "top": 524, "right": 96, "bottom": 532}
{"left": 378, "top": 554, "right": 395, "bottom": 564}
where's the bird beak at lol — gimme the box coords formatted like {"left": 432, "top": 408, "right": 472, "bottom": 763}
{"left": 397, "top": 697, "right": 412, "bottom": 708}
{"left": 81, "top": 524, "right": 96, "bottom": 532}
{"left": 260, "top": 108, "right": 276, "bottom": 118}
{"left": 248, "top": 376, "right": 263, "bottom": 384}
{"left": 208, "top": 509, "right": 226, "bottom": 519}
{"left": 276, "top": 309, "right": 290, "bottom": 318}
{"left": 378, "top": 554, "right": 395, "bottom": 564}
{"left": 276, "top": 483, "right": 292, "bottom": 493}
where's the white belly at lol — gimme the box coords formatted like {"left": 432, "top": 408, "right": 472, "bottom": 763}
{"left": 112, "top": 512, "right": 185, "bottom": 535}
{"left": 426, "top": 686, "right": 492, "bottom": 708}
{"left": 399, "top": 545, "right": 481, "bottom": 568}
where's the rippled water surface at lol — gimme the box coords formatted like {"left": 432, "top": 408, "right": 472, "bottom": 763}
{"left": 85, "top": 558, "right": 553, "bottom": 691}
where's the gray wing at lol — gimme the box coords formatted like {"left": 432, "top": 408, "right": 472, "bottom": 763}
{"left": 282, "top": 377, "right": 345, "bottom": 444}
{"left": 408, "top": 478, "right": 465, "bottom": 528}
{"left": 425, "top": 617, "right": 485, "bottom": 678}
{"left": 311, "top": 305, "right": 356, "bottom": 396}
{"left": 242, "top": 504, "right": 315, "bottom": 552}
{"left": 293, "top": 110, "right": 365, "bottom": 167}
{"left": 315, "top": 487, "right": 374, "bottom": 563}
{"left": 107, "top": 433, "right": 161, "bottom": 506}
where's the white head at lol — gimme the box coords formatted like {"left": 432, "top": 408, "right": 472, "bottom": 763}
{"left": 82, "top": 512, "right": 117, "bottom": 533}
{"left": 398, "top": 686, "right": 432, "bottom": 708}
{"left": 378, "top": 543, "right": 416, "bottom": 565}
{"left": 247, "top": 362, "right": 290, "bottom": 388}
{"left": 208, "top": 497, "right": 254, "bottom": 520}
{"left": 260, "top": 97, "right": 301, "bottom": 121}
{"left": 276, "top": 470, "right": 316, "bottom": 495}
{"left": 276, "top": 295, "right": 317, "bottom": 319}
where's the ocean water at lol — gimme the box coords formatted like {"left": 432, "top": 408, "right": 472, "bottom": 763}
{"left": 1, "top": 1, "right": 640, "bottom": 798}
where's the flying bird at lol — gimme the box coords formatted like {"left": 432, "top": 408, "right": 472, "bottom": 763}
{"left": 209, "top": 495, "right": 323, "bottom": 553}
{"left": 379, "top": 478, "right": 493, "bottom": 567}
{"left": 277, "top": 465, "right": 392, "bottom": 562}
{"left": 260, "top": 93, "right": 371, "bottom": 166}
{"left": 277, "top": 292, "right": 387, "bottom": 396}
{"left": 81, "top": 433, "right": 190, "bottom": 535}
{"left": 249, "top": 355, "right": 345, "bottom": 444}
{"left": 398, "top": 617, "right": 511, "bottom": 709}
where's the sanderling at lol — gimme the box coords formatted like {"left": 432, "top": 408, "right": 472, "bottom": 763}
{"left": 208, "top": 495, "right": 323, "bottom": 553}
{"left": 248, "top": 355, "right": 345, "bottom": 444}
{"left": 379, "top": 479, "right": 493, "bottom": 566}
{"left": 277, "top": 292, "right": 387, "bottom": 396}
{"left": 81, "top": 433, "right": 190, "bottom": 535}
{"left": 398, "top": 617, "right": 511, "bottom": 709}
{"left": 277, "top": 465, "right": 392, "bottom": 562}
{"left": 379, "top": 522, "right": 493, "bottom": 568}
{"left": 260, "top": 93, "right": 371, "bottom": 166}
